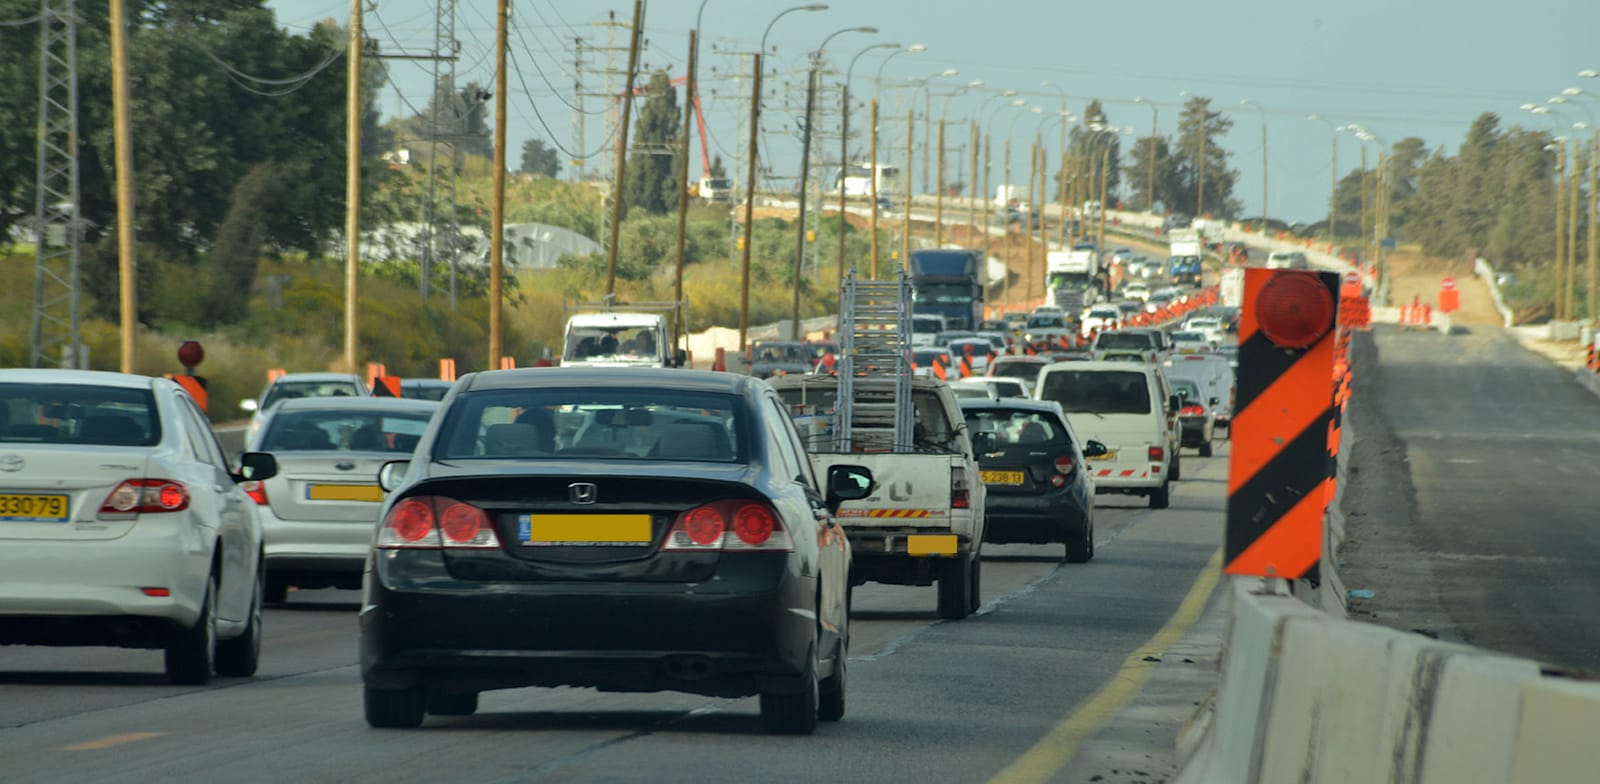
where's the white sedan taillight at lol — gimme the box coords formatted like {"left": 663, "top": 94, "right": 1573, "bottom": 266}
{"left": 100, "top": 479, "right": 189, "bottom": 514}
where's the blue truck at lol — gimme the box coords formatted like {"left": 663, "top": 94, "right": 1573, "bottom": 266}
{"left": 908, "top": 249, "right": 985, "bottom": 331}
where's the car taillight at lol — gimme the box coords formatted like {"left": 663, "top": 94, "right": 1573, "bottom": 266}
{"left": 1049, "top": 474, "right": 1067, "bottom": 488}
{"left": 951, "top": 467, "right": 970, "bottom": 509}
{"left": 100, "top": 479, "right": 190, "bottom": 514}
{"left": 241, "top": 481, "right": 268, "bottom": 505}
{"left": 1180, "top": 404, "right": 1206, "bottom": 416}
{"left": 1148, "top": 446, "right": 1165, "bottom": 463}
{"left": 663, "top": 500, "right": 792, "bottom": 552}
{"left": 377, "top": 496, "right": 502, "bottom": 549}
{"left": 1053, "top": 456, "right": 1074, "bottom": 474}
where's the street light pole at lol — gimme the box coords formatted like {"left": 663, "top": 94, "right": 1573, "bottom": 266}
{"left": 870, "top": 44, "right": 925, "bottom": 278}
{"left": 1241, "top": 99, "right": 1267, "bottom": 227}
{"left": 1135, "top": 97, "right": 1158, "bottom": 213}
{"left": 841, "top": 42, "right": 899, "bottom": 285}
{"left": 793, "top": 26, "right": 877, "bottom": 341}
{"left": 1310, "top": 114, "right": 1338, "bottom": 240}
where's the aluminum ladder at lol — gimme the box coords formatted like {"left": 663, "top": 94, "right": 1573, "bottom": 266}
{"left": 835, "top": 267, "right": 914, "bottom": 453}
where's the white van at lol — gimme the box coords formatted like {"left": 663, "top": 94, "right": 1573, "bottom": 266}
{"left": 910, "top": 314, "right": 946, "bottom": 348}
{"left": 1265, "top": 250, "right": 1308, "bottom": 270}
{"left": 1165, "top": 354, "right": 1236, "bottom": 427}
{"left": 1034, "top": 361, "right": 1181, "bottom": 508}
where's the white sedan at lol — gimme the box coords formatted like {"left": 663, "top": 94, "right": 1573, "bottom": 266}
{"left": 0, "top": 369, "right": 279, "bottom": 684}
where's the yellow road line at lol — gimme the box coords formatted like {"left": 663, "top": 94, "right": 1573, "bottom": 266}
{"left": 58, "top": 732, "right": 164, "bottom": 751}
{"left": 988, "top": 547, "right": 1223, "bottom": 784}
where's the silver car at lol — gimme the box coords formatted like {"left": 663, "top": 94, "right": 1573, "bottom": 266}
{"left": 239, "top": 372, "right": 369, "bottom": 446}
{"left": 245, "top": 396, "right": 439, "bottom": 603}
{"left": 0, "top": 369, "right": 278, "bottom": 684}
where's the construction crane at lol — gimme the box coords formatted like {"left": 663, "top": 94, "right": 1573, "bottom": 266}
{"left": 619, "top": 75, "right": 727, "bottom": 201}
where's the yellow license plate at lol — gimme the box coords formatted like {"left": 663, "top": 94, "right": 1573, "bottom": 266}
{"left": 0, "top": 493, "right": 69, "bottom": 522}
{"left": 521, "top": 514, "right": 653, "bottom": 546}
{"left": 981, "top": 470, "right": 1025, "bottom": 486}
{"left": 1086, "top": 450, "right": 1117, "bottom": 461}
{"left": 907, "top": 534, "right": 958, "bottom": 557}
{"left": 306, "top": 484, "right": 385, "bottom": 502}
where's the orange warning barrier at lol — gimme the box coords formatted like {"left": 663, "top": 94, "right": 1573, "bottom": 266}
{"left": 439, "top": 358, "right": 457, "bottom": 381}
{"left": 499, "top": 356, "right": 516, "bottom": 370}
{"left": 266, "top": 368, "right": 286, "bottom": 383}
{"left": 168, "top": 374, "right": 208, "bottom": 412}
{"left": 1225, "top": 269, "right": 1340, "bottom": 580}
{"left": 371, "top": 375, "right": 402, "bottom": 397}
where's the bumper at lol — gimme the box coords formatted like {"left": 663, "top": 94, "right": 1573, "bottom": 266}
{"left": 1086, "top": 461, "right": 1165, "bottom": 492}
{"left": 1178, "top": 417, "right": 1213, "bottom": 446}
{"left": 843, "top": 527, "right": 976, "bottom": 587}
{"left": 262, "top": 507, "right": 376, "bottom": 578}
{"left": 982, "top": 485, "right": 1091, "bottom": 545}
{"left": 359, "top": 550, "right": 816, "bottom": 698}
{"left": 0, "top": 529, "right": 209, "bottom": 646}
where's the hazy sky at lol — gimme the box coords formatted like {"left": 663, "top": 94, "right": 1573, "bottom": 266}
{"left": 267, "top": 0, "right": 1600, "bottom": 223}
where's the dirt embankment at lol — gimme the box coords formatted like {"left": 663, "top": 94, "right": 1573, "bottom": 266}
{"left": 1381, "top": 250, "right": 1499, "bottom": 326}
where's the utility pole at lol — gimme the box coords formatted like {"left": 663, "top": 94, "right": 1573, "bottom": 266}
{"left": 870, "top": 96, "right": 883, "bottom": 276}
{"left": 342, "top": 0, "right": 362, "bottom": 374}
{"left": 673, "top": 29, "right": 697, "bottom": 355}
{"left": 901, "top": 106, "right": 913, "bottom": 270}
{"left": 837, "top": 81, "right": 850, "bottom": 287}
{"left": 934, "top": 118, "right": 945, "bottom": 245}
{"left": 967, "top": 121, "right": 979, "bottom": 244}
{"left": 791, "top": 66, "right": 819, "bottom": 340}
{"left": 981, "top": 132, "right": 991, "bottom": 269}
{"left": 1358, "top": 145, "right": 1368, "bottom": 265}
{"left": 1589, "top": 130, "right": 1598, "bottom": 322}
{"left": 488, "top": 0, "right": 508, "bottom": 366}
{"left": 738, "top": 53, "right": 761, "bottom": 352}
{"left": 1026, "top": 140, "right": 1037, "bottom": 301}
{"left": 1197, "top": 121, "right": 1207, "bottom": 219}
{"left": 1554, "top": 143, "right": 1566, "bottom": 320}
{"left": 1566, "top": 139, "right": 1580, "bottom": 319}
{"left": 33, "top": 0, "right": 83, "bottom": 369}
{"left": 111, "top": 0, "right": 137, "bottom": 372}
{"left": 604, "top": 0, "right": 644, "bottom": 296}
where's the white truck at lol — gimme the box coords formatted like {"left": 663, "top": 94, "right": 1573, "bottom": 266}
{"left": 1046, "top": 245, "right": 1105, "bottom": 314}
{"left": 768, "top": 270, "right": 987, "bottom": 620}
{"left": 1168, "top": 230, "right": 1202, "bottom": 260}
{"left": 560, "top": 299, "right": 688, "bottom": 368}
{"left": 1220, "top": 267, "right": 1245, "bottom": 308}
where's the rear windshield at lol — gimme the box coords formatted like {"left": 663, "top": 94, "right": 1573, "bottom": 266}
{"left": 1095, "top": 332, "right": 1156, "bottom": 350}
{"left": 435, "top": 389, "right": 745, "bottom": 462}
{"left": 401, "top": 383, "right": 452, "bottom": 401}
{"left": 262, "top": 408, "right": 433, "bottom": 453}
{"left": 990, "top": 360, "right": 1045, "bottom": 383}
{"left": 0, "top": 383, "right": 160, "bottom": 446}
{"left": 752, "top": 343, "right": 807, "bottom": 363}
{"left": 912, "top": 318, "right": 944, "bottom": 334}
{"left": 262, "top": 379, "right": 363, "bottom": 409}
{"left": 965, "top": 409, "right": 1067, "bottom": 447}
{"left": 1038, "top": 370, "right": 1153, "bottom": 415}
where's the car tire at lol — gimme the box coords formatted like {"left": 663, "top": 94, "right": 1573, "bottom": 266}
{"left": 1170, "top": 454, "right": 1183, "bottom": 482}
{"left": 937, "top": 555, "right": 973, "bottom": 620}
{"left": 1149, "top": 481, "right": 1171, "bottom": 510}
{"left": 1199, "top": 441, "right": 1213, "bottom": 458}
{"left": 215, "top": 564, "right": 263, "bottom": 678}
{"left": 264, "top": 577, "right": 288, "bottom": 605}
{"left": 967, "top": 557, "right": 982, "bottom": 614}
{"left": 426, "top": 691, "right": 479, "bottom": 717}
{"left": 760, "top": 649, "right": 819, "bottom": 735}
{"left": 818, "top": 629, "right": 847, "bottom": 722}
{"left": 1066, "top": 518, "right": 1095, "bottom": 563}
{"left": 165, "top": 575, "right": 217, "bottom": 685}
{"left": 365, "top": 685, "right": 426, "bottom": 728}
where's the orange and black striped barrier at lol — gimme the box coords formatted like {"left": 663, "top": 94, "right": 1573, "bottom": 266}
{"left": 371, "top": 376, "right": 402, "bottom": 397}
{"left": 1226, "top": 269, "right": 1341, "bottom": 580}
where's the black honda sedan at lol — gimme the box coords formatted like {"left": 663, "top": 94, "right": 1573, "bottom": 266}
{"left": 359, "top": 368, "right": 873, "bottom": 734}
{"left": 960, "top": 399, "right": 1105, "bottom": 563}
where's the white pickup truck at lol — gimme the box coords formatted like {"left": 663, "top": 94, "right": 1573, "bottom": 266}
{"left": 560, "top": 311, "right": 687, "bottom": 368}
{"left": 769, "top": 375, "right": 987, "bottom": 620}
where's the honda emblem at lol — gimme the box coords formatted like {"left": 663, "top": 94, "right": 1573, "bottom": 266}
{"left": 568, "top": 482, "right": 598, "bottom": 505}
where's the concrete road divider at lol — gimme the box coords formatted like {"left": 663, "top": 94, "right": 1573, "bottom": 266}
{"left": 1177, "top": 576, "right": 1599, "bottom": 783}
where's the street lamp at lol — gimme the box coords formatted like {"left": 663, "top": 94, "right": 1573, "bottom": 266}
{"left": 840, "top": 41, "right": 900, "bottom": 284}
{"left": 911, "top": 68, "right": 960, "bottom": 193}
{"left": 931, "top": 79, "right": 983, "bottom": 244}
{"left": 868, "top": 44, "right": 924, "bottom": 277}
{"left": 1308, "top": 113, "right": 1338, "bottom": 240}
{"left": 1134, "top": 97, "right": 1159, "bottom": 213}
{"left": 792, "top": 25, "right": 877, "bottom": 341}
{"left": 739, "top": 3, "right": 827, "bottom": 353}
{"left": 1240, "top": 98, "right": 1267, "bottom": 228}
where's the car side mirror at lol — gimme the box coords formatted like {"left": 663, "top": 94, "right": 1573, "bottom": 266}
{"left": 378, "top": 460, "right": 412, "bottom": 492}
{"left": 1209, "top": 397, "right": 1220, "bottom": 407}
{"left": 239, "top": 398, "right": 259, "bottom": 413}
{"left": 1082, "top": 439, "right": 1108, "bottom": 458}
{"left": 825, "top": 464, "right": 875, "bottom": 516}
{"left": 1168, "top": 394, "right": 1182, "bottom": 412}
{"left": 972, "top": 431, "right": 999, "bottom": 455}
{"left": 235, "top": 451, "right": 278, "bottom": 482}
{"left": 674, "top": 349, "right": 688, "bottom": 368}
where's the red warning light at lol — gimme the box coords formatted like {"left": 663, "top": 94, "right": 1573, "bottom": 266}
{"left": 1255, "top": 271, "right": 1334, "bottom": 350}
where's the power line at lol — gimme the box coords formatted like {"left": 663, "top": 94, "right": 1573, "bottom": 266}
{"left": 190, "top": 38, "right": 344, "bottom": 87}
{"left": 508, "top": 46, "right": 617, "bottom": 161}
{"left": 0, "top": 13, "right": 43, "bottom": 26}
{"left": 507, "top": 4, "right": 604, "bottom": 115}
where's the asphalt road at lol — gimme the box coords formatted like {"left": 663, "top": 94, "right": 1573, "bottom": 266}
{"left": 1339, "top": 326, "right": 1600, "bottom": 673}
{"left": 0, "top": 447, "right": 1228, "bottom": 784}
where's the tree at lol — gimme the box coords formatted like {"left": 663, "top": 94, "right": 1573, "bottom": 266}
{"left": 1169, "top": 96, "right": 1240, "bottom": 219}
{"left": 623, "top": 70, "right": 681, "bottom": 216}
{"left": 1122, "top": 135, "right": 1180, "bottom": 213}
{"left": 521, "top": 139, "right": 562, "bottom": 178}
{"left": 710, "top": 154, "right": 728, "bottom": 180}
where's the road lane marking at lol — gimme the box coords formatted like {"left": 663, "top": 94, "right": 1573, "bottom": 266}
{"left": 987, "top": 547, "right": 1223, "bottom": 784}
{"left": 59, "top": 732, "right": 165, "bottom": 751}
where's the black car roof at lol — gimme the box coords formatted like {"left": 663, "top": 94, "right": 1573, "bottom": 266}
{"left": 957, "top": 398, "right": 1065, "bottom": 416}
{"left": 462, "top": 367, "right": 756, "bottom": 396}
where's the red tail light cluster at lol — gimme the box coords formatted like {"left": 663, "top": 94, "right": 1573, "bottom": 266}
{"left": 1148, "top": 446, "right": 1165, "bottom": 464}
{"left": 950, "top": 467, "right": 971, "bottom": 509}
{"left": 1180, "top": 404, "right": 1206, "bottom": 416}
{"left": 662, "top": 499, "right": 792, "bottom": 552}
{"left": 100, "top": 479, "right": 190, "bottom": 514}
{"left": 1053, "top": 455, "right": 1074, "bottom": 474}
{"left": 241, "top": 481, "right": 268, "bottom": 505}
{"left": 377, "top": 496, "right": 501, "bottom": 549}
